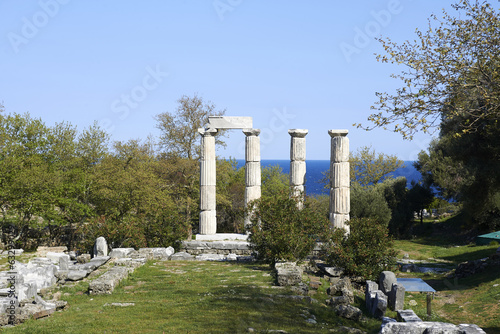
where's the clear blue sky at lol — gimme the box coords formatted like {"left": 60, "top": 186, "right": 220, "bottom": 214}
{"left": 2, "top": 1, "right": 495, "bottom": 160}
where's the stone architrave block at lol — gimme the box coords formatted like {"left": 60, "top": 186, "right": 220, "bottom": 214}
{"left": 93, "top": 237, "right": 108, "bottom": 257}
{"left": 330, "top": 135, "right": 349, "bottom": 163}
{"left": 331, "top": 162, "right": 350, "bottom": 188}
{"left": 200, "top": 160, "right": 216, "bottom": 186}
{"left": 200, "top": 185, "right": 216, "bottom": 211}
{"left": 389, "top": 282, "right": 405, "bottom": 311}
{"left": 208, "top": 116, "right": 253, "bottom": 129}
{"left": 245, "top": 161, "right": 261, "bottom": 186}
{"left": 379, "top": 271, "right": 397, "bottom": 295}
{"left": 199, "top": 210, "right": 216, "bottom": 235}
{"left": 290, "top": 161, "right": 306, "bottom": 186}
{"left": 245, "top": 186, "right": 261, "bottom": 204}
{"left": 244, "top": 129, "right": 261, "bottom": 162}
{"left": 330, "top": 188, "right": 350, "bottom": 213}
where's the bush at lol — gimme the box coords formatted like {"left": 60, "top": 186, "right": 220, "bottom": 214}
{"left": 323, "top": 217, "right": 397, "bottom": 280}
{"left": 247, "top": 190, "right": 329, "bottom": 265}
{"left": 350, "top": 183, "right": 391, "bottom": 226}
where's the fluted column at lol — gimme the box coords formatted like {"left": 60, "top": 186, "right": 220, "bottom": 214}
{"left": 198, "top": 128, "right": 218, "bottom": 235}
{"left": 329, "top": 129, "right": 350, "bottom": 233}
{"left": 243, "top": 129, "right": 261, "bottom": 229}
{"left": 289, "top": 129, "right": 308, "bottom": 208}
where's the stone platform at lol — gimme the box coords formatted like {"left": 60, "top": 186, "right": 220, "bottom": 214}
{"left": 195, "top": 233, "right": 249, "bottom": 241}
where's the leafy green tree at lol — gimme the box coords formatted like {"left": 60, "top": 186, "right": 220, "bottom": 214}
{"left": 155, "top": 94, "right": 227, "bottom": 159}
{"left": 359, "top": 0, "right": 500, "bottom": 139}
{"left": 324, "top": 217, "right": 397, "bottom": 280}
{"left": 407, "top": 181, "right": 435, "bottom": 224}
{"left": 350, "top": 146, "right": 404, "bottom": 186}
{"left": 350, "top": 183, "right": 391, "bottom": 227}
{"left": 247, "top": 190, "right": 329, "bottom": 265}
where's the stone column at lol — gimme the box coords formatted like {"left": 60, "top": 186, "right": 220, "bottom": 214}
{"left": 289, "top": 129, "right": 308, "bottom": 207}
{"left": 243, "top": 129, "right": 261, "bottom": 229}
{"left": 329, "top": 129, "right": 350, "bottom": 233}
{"left": 198, "top": 128, "right": 218, "bottom": 235}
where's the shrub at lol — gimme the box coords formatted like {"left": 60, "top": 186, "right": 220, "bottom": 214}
{"left": 247, "top": 190, "right": 329, "bottom": 265}
{"left": 323, "top": 217, "right": 397, "bottom": 280}
{"left": 350, "top": 183, "right": 391, "bottom": 226}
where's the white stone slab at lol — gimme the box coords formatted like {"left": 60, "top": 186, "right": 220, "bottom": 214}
{"left": 208, "top": 116, "right": 252, "bottom": 129}
{"left": 195, "top": 233, "right": 249, "bottom": 241}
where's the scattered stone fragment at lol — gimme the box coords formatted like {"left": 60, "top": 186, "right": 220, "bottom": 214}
{"left": 76, "top": 254, "right": 91, "bottom": 264}
{"left": 380, "top": 322, "right": 486, "bottom": 334}
{"left": 275, "top": 262, "right": 303, "bottom": 287}
{"left": 93, "top": 237, "right": 108, "bottom": 257}
{"left": 388, "top": 282, "right": 405, "bottom": 311}
{"left": 109, "top": 248, "right": 135, "bottom": 259}
{"left": 397, "top": 309, "right": 422, "bottom": 323}
{"left": 379, "top": 271, "right": 397, "bottom": 295}
{"left": 170, "top": 252, "right": 194, "bottom": 261}
{"left": 103, "top": 302, "right": 135, "bottom": 307}
{"left": 328, "top": 326, "right": 366, "bottom": 334}
{"left": 334, "top": 304, "right": 363, "bottom": 321}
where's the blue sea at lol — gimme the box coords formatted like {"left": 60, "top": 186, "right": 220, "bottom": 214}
{"left": 235, "top": 160, "right": 421, "bottom": 196}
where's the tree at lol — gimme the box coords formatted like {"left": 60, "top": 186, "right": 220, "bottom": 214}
{"left": 155, "top": 94, "right": 227, "bottom": 159}
{"left": 358, "top": 0, "right": 500, "bottom": 139}
{"left": 350, "top": 146, "right": 404, "bottom": 186}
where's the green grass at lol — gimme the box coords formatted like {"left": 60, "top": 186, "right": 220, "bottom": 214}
{"left": 1, "top": 261, "right": 381, "bottom": 334}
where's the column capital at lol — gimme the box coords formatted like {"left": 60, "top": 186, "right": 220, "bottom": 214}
{"left": 198, "top": 127, "right": 218, "bottom": 136}
{"left": 328, "top": 129, "right": 348, "bottom": 137}
{"left": 242, "top": 128, "right": 261, "bottom": 136}
{"left": 288, "top": 129, "right": 308, "bottom": 138}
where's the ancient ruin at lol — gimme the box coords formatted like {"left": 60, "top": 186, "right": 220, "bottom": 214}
{"left": 198, "top": 117, "right": 351, "bottom": 237}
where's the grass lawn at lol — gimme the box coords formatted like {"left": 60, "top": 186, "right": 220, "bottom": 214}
{"left": 1, "top": 261, "right": 381, "bottom": 334}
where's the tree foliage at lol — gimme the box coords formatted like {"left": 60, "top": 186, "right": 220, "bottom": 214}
{"left": 358, "top": 0, "right": 500, "bottom": 139}
{"left": 155, "top": 94, "right": 227, "bottom": 159}
{"left": 350, "top": 146, "right": 404, "bottom": 186}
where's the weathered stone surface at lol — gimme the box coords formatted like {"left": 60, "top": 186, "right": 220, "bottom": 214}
{"left": 380, "top": 322, "right": 486, "bottom": 334}
{"left": 275, "top": 262, "right": 303, "bottom": 286}
{"left": 244, "top": 129, "right": 261, "bottom": 162}
{"left": 67, "top": 270, "right": 88, "bottom": 281}
{"left": 289, "top": 130, "right": 307, "bottom": 161}
{"left": 329, "top": 132, "right": 349, "bottom": 163}
{"left": 208, "top": 116, "right": 252, "bottom": 129}
{"left": 379, "top": 271, "right": 397, "bottom": 295}
{"left": 245, "top": 186, "right": 262, "bottom": 204}
{"left": 458, "top": 324, "right": 487, "bottom": 334}
{"left": 93, "top": 237, "right": 108, "bottom": 257}
{"left": 195, "top": 253, "right": 226, "bottom": 261}
{"left": 371, "top": 291, "right": 387, "bottom": 319}
{"left": 200, "top": 185, "right": 216, "bottom": 210}
{"left": 331, "top": 162, "right": 350, "bottom": 188}
{"left": 46, "top": 252, "right": 70, "bottom": 264}
{"left": 76, "top": 254, "right": 91, "bottom": 264}
{"left": 245, "top": 162, "right": 262, "bottom": 187}
{"left": 389, "top": 282, "right": 405, "bottom": 311}
{"left": 334, "top": 304, "right": 363, "bottom": 321}
{"left": 290, "top": 161, "right": 306, "bottom": 186}
{"left": 59, "top": 256, "right": 69, "bottom": 271}
{"left": 199, "top": 210, "right": 217, "bottom": 235}
{"left": 330, "top": 213, "right": 350, "bottom": 232}
{"left": 36, "top": 246, "right": 67, "bottom": 257}
{"left": 365, "top": 280, "right": 379, "bottom": 311}
{"left": 109, "top": 248, "right": 135, "bottom": 259}
{"left": 200, "top": 161, "right": 216, "bottom": 186}
{"left": 397, "top": 309, "right": 422, "bottom": 323}
{"left": 327, "top": 278, "right": 354, "bottom": 303}
{"left": 330, "top": 188, "right": 350, "bottom": 214}
{"left": 328, "top": 295, "right": 352, "bottom": 306}
{"left": 88, "top": 266, "right": 134, "bottom": 295}
{"left": 170, "top": 252, "right": 194, "bottom": 261}
{"left": 318, "top": 263, "right": 344, "bottom": 277}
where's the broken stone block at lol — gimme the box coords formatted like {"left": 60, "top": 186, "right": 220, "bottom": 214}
{"left": 334, "top": 304, "right": 363, "bottom": 321}
{"left": 275, "top": 262, "right": 303, "bottom": 287}
{"left": 365, "top": 280, "right": 379, "bottom": 311}
{"left": 379, "top": 271, "right": 397, "bottom": 295}
{"left": 93, "top": 237, "right": 108, "bottom": 257}
{"left": 170, "top": 252, "right": 194, "bottom": 261}
{"left": 109, "top": 248, "right": 135, "bottom": 259}
{"left": 76, "top": 254, "right": 91, "bottom": 264}
{"left": 388, "top": 282, "right": 405, "bottom": 311}
{"left": 59, "top": 256, "right": 69, "bottom": 271}
{"left": 397, "top": 309, "right": 422, "bottom": 322}
{"left": 371, "top": 291, "right": 387, "bottom": 319}
{"left": 66, "top": 270, "right": 88, "bottom": 281}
